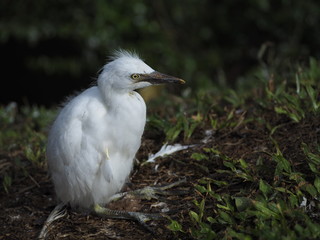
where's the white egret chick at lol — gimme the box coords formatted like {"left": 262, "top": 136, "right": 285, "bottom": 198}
{"left": 46, "top": 50, "right": 185, "bottom": 226}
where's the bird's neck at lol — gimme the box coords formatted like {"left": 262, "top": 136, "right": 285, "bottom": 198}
{"left": 99, "top": 87, "right": 131, "bottom": 109}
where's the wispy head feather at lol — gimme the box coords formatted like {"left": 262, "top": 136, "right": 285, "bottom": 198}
{"left": 109, "top": 49, "right": 141, "bottom": 61}
{"left": 97, "top": 49, "right": 141, "bottom": 75}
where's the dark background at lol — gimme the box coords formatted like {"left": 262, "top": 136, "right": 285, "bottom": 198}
{"left": 1, "top": 0, "right": 319, "bottom": 106}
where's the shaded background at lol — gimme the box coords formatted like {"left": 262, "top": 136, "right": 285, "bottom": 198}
{"left": 1, "top": 0, "right": 319, "bottom": 106}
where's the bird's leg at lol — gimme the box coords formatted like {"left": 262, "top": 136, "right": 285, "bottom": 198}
{"left": 109, "top": 178, "right": 188, "bottom": 202}
{"left": 99, "top": 179, "right": 187, "bottom": 232}
{"left": 93, "top": 204, "right": 161, "bottom": 232}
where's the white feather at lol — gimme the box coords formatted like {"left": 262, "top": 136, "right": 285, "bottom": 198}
{"left": 47, "top": 52, "right": 151, "bottom": 208}
{"left": 146, "top": 142, "right": 194, "bottom": 163}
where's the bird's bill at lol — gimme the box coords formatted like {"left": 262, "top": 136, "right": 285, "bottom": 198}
{"left": 139, "top": 71, "right": 185, "bottom": 85}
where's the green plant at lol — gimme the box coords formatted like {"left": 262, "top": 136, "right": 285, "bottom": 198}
{"left": 0, "top": 104, "right": 55, "bottom": 192}
{"left": 168, "top": 140, "right": 320, "bottom": 239}
{"left": 266, "top": 58, "right": 320, "bottom": 122}
{"left": 148, "top": 111, "right": 203, "bottom": 142}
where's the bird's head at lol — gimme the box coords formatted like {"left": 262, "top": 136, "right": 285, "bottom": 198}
{"left": 97, "top": 50, "right": 185, "bottom": 92}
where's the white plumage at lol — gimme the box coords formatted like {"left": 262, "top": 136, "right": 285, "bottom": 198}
{"left": 46, "top": 51, "right": 184, "bottom": 209}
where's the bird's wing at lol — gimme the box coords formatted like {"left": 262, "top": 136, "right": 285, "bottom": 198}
{"left": 47, "top": 88, "right": 112, "bottom": 195}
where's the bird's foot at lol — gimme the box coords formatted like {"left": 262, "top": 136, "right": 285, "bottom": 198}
{"left": 98, "top": 179, "right": 188, "bottom": 232}
{"left": 94, "top": 204, "right": 161, "bottom": 232}
{"left": 129, "top": 178, "right": 188, "bottom": 200}
{"left": 108, "top": 178, "right": 188, "bottom": 202}
{"left": 127, "top": 211, "right": 162, "bottom": 232}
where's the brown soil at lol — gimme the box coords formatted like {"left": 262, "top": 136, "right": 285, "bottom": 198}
{"left": 0, "top": 107, "right": 319, "bottom": 240}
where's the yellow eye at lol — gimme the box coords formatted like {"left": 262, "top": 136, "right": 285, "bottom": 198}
{"left": 131, "top": 74, "right": 140, "bottom": 80}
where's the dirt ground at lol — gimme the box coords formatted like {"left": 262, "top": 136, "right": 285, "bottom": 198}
{"left": 0, "top": 107, "right": 319, "bottom": 240}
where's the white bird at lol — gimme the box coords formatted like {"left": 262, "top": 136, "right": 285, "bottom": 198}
{"left": 45, "top": 50, "right": 185, "bottom": 226}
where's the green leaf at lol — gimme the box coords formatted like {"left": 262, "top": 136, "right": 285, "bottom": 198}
{"left": 200, "top": 198, "right": 205, "bottom": 211}
{"left": 207, "top": 216, "right": 217, "bottom": 224}
{"left": 198, "top": 222, "right": 217, "bottom": 239}
{"left": 239, "top": 158, "right": 249, "bottom": 169}
{"left": 234, "top": 197, "right": 252, "bottom": 211}
{"left": 305, "top": 84, "right": 319, "bottom": 111}
{"left": 186, "top": 120, "right": 201, "bottom": 139}
{"left": 195, "top": 184, "right": 209, "bottom": 193}
{"left": 203, "top": 147, "right": 221, "bottom": 155}
{"left": 274, "top": 106, "right": 302, "bottom": 122}
{"left": 253, "top": 201, "right": 279, "bottom": 219}
{"left": 189, "top": 211, "right": 200, "bottom": 223}
{"left": 259, "top": 179, "right": 272, "bottom": 199}
{"left": 294, "top": 223, "right": 304, "bottom": 236}
{"left": 196, "top": 199, "right": 205, "bottom": 220}
{"left": 218, "top": 210, "right": 234, "bottom": 224}
{"left": 307, "top": 163, "right": 320, "bottom": 174}
{"left": 227, "top": 228, "right": 253, "bottom": 240}
{"left": 288, "top": 194, "right": 299, "bottom": 207}
{"left": 166, "top": 126, "right": 182, "bottom": 142}
{"left": 274, "top": 153, "right": 292, "bottom": 174}
{"left": 217, "top": 204, "right": 231, "bottom": 211}
{"left": 223, "top": 161, "right": 236, "bottom": 171}
{"left": 302, "top": 143, "right": 320, "bottom": 165}
{"left": 274, "top": 187, "right": 293, "bottom": 195}
{"left": 304, "top": 184, "right": 317, "bottom": 197}
{"left": 314, "top": 177, "right": 320, "bottom": 193}
{"left": 191, "top": 153, "right": 209, "bottom": 161}
{"left": 211, "top": 179, "right": 229, "bottom": 187}
{"left": 274, "top": 106, "right": 287, "bottom": 114}
{"left": 167, "top": 219, "right": 183, "bottom": 232}
{"left": 304, "top": 216, "right": 320, "bottom": 236}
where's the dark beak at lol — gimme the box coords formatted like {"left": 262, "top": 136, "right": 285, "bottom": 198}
{"left": 139, "top": 71, "right": 185, "bottom": 85}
